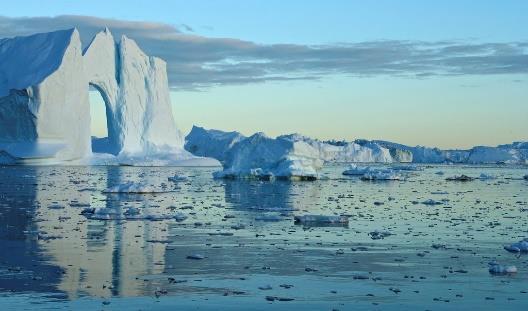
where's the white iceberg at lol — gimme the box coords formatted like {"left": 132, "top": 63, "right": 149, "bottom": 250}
{"left": 185, "top": 125, "right": 246, "bottom": 162}
{"left": 0, "top": 28, "right": 218, "bottom": 166}
{"left": 185, "top": 128, "right": 413, "bottom": 168}
{"left": 213, "top": 132, "right": 323, "bottom": 180}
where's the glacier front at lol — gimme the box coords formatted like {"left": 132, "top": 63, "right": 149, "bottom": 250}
{"left": 0, "top": 28, "right": 218, "bottom": 166}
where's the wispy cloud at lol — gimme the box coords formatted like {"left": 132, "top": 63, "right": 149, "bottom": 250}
{"left": 0, "top": 15, "right": 526, "bottom": 90}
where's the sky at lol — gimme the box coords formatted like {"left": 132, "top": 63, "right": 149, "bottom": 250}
{"left": 1, "top": 0, "right": 527, "bottom": 149}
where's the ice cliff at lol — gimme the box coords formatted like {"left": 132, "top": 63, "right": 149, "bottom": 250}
{"left": 0, "top": 28, "right": 217, "bottom": 166}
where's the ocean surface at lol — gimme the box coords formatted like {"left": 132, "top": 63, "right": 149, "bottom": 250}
{"left": 0, "top": 164, "right": 527, "bottom": 310}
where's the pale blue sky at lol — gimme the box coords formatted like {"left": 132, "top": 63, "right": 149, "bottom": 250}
{"left": 3, "top": 1, "right": 527, "bottom": 148}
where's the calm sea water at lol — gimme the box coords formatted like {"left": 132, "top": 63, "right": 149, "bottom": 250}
{"left": 0, "top": 164, "right": 527, "bottom": 310}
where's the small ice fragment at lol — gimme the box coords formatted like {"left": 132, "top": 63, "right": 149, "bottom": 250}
{"left": 174, "top": 212, "right": 187, "bottom": 222}
{"left": 294, "top": 215, "right": 349, "bottom": 225}
{"left": 446, "top": 175, "right": 474, "bottom": 181}
{"left": 488, "top": 261, "right": 517, "bottom": 275}
{"left": 479, "top": 173, "right": 496, "bottom": 180}
{"left": 342, "top": 164, "right": 370, "bottom": 176}
{"left": 103, "top": 181, "right": 160, "bottom": 193}
{"left": 168, "top": 174, "right": 188, "bottom": 182}
{"left": 504, "top": 239, "right": 528, "bottom": 253}
{"left": 255, "top": 215, "right": 283, "bottom": 222}
{"left": 369, "top": 230, "right": 393, "bottom": 240}
{"left": 80, "top": 207, "right": 95, "bottom": 215}
{"left": 48, "top": 204, "right": 64, "bottom": 209}
{"left": 421, "top": 199, "right": 443, "bottom": 205}
{"left": 124, "top": 207, "right": 141, "bottom": 216}
{"left": 258, "top": 285, "right": 273, "bottom": 290}
{"left": 391, "top": 164, "right": 423, "bottom": 171}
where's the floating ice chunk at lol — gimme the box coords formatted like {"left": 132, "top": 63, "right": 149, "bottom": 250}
{"left": 369, "top": 230, "right": 393, "bottom": 240}
{"left": 258, "top": 285, "right": 273, "bottom": 290}
{"left": 343, "top": 165, "right": 403, "bottom": 180}
{"left": 84, "top": 206, "right": 186, "bottom": 222}
{"left": 361, "top": 170, "right": 402, "bottom": 181}
{"left": 103, "top": 181, "right": 162, "bottom": 193}
{"left": 174, "top": 212, "right": 188, "bottom": 222}
{"left": 80, "top": 207, "right": 95, "bottom": 215}
{"left": 488, "top": 261, "right": 517, "bottom": 275}
{"left": 123, "top": 207, "right": 142, "bottom": 219}
{"left": 294, "top": 215, "right": 348, "bottom": 225}
{"left": 48, "top": 204, "right": 65, "bottom": 209}
{"left": 421, "top": 199, "right": 444, "bottom": 205}
{"left": 391, "top": 164, "right": 423, "bottom": 171}
{"left": 446, "top": 175, "right": 474, "bottom": 182}
{"left": 504, "top": 239, "right": 528, "bottom": 253}
{"left": 89, "top": 208, "right": 122, "bottom": 220}
{"left": 479, "top": 173, "right": 496, "bottom": 180}
{"left": 186, "top": 254, "right": 205, "bottom": 260}
{"left": 255, "top": 215, "right": 284, "bottom": 221}
{"left": 342, "top": 164, "right": 371, "bottom": 175}
{"left": 168, "top": 174, "right": 188, "bottom": 182}
{"left": 435, "top": 171, "right": 444, "bottom": 175}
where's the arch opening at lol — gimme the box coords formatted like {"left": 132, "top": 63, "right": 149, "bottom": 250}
{"left": 89, "top": 84, "right": 117, "bottom": 155}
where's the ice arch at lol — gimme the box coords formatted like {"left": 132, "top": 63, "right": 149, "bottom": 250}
{"left": 83, "top": 28, "right": 184, "bottom": 156}
{"left": 0, "top": 28, "right": 211, "bottom": 165}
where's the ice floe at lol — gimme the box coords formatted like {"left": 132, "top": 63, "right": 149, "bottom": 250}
{"left": 294, "top": 215, "right": 349, "bottom": 225}
{"left": 488, "top": 261, "right": 517, "bottom": 275}
{"left": 504, "top": 239, "right": 528, "bottom": 253}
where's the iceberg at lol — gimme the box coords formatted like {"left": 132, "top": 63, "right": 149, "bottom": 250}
{"left": 375, "top": 140, "right": 528, "bottom": 164}
{"left": 185, "top": 127, "right": 413, "bottom": 166}
{"left": 213, "top": 132, "right": 323, "bottom": 180}
{"left": 184, "top": 125, "right": 246, "bottom": 162}
{"left": 185, "top": 128, "right": 415, "bottom": 179}
{"left": 0, "top": 28, "right": 218, "bottom": 166}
